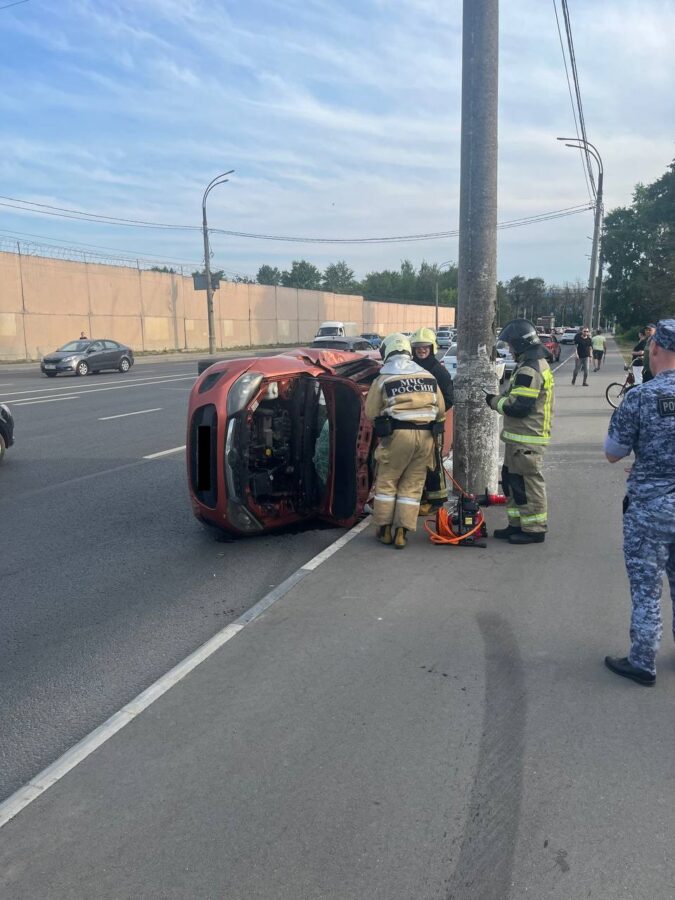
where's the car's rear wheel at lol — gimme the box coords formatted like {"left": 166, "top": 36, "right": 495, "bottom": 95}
{"left": 76, "top": 360, "right": 89, "bottom": 376}
{"left": 45, "top": 372, "right": 57, "bottom": 378}
{"left": 118, "top": 356, "right": 131, "bottom": 373}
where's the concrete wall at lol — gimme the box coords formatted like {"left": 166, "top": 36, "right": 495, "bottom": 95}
{"left": 0, "top": 250, "right": 455, "bottom": 360}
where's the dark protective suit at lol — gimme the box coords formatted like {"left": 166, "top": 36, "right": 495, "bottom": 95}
{"left": 414, "top": 353, "right": 454, "bottom": 507}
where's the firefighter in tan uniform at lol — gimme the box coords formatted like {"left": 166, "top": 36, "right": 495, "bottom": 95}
{"left": 365, "top": 334, "right": 446, "bottom": 549}
{"left": 485, "top": 319, "right": 554, "bottom": 544}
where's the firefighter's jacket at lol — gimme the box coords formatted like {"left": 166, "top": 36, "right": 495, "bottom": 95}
{"left": 365, "top": 355, "right": 446, "bottom": 425}
{"left": 489, "top": 346, "right": 554, "bottom": 446}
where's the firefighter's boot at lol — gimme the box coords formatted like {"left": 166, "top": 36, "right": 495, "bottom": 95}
{"left": 493, "top": 524, "right": 521, "bottom": 540}
{"left": 377, "top": 525, "right": 393, "bottom": 545}
{"left": 418, "top": 501, "right": 433, "bottom": 517}
{"left": 394, "top": 527, "right": 407, "bottom": 549}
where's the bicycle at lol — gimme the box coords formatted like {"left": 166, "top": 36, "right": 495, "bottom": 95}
{"left": 605, "top": 367, "right": 635, "bottom": 409}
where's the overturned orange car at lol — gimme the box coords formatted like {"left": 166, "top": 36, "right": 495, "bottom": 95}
{"left": 187, "top": 349, "right": 382, "bottom": 536}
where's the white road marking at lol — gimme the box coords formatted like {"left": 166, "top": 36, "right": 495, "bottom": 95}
{"left": 0, "top": 382, "right": 14, "bottom": 386}
{"left": 1, "top": 372, "right": 195, "bottom": 399}
{"left": 7, "top": 394, "right": 80, "bottom": 405}
{"left": 143, "top": 444, "right": 186, "bottom": 459}
{"left": 552, "top": 354, "right": 574, "bottom": 373}
{"left": 99, "top": 407, "right": 163, "bottom": 421}
{"left": 0, "top": 516, "right": 371, "bottom": 830}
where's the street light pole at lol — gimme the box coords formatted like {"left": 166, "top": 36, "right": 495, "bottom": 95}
{"left": 435, "top": 259, "right": 454, "bottom": 332}
{"left": 557, "top": 138, "right": 603, "bottom": 330}
{"left": 202, "top": 170, "right": 234, "bottom": 354}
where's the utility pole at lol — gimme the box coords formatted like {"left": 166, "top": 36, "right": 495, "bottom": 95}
{"left": 557, "top": 138, "right": 603, "bottom": 329}
{"left": 202, "top": 170, "right": 234, "bottom": 354}
{"left": 454, "top": 0, "right": 500, "bottom": 495}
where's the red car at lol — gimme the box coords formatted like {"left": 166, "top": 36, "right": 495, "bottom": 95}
{"left": 187, "top": 349, "right": 382, "bottom": 536}
{"left": 539, "top": 333, "right": 561, "bottom": 362}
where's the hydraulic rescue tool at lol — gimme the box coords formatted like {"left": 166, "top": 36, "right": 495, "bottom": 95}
{"left": 424, "top": 477, "right": 506, "bottom": 548}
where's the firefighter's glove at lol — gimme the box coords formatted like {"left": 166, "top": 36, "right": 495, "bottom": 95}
{"left": 484, "top": 392, "right": 497, "bottom": 407}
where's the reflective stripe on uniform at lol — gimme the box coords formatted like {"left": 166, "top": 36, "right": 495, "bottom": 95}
{"left": 390, "top": 409, "right": 437, "bottom": 422}
{"left": 497, "top": 396, "right": 508, "bottom": 414}
{"left": 510, "top": 387, "right": 539, "bottom": 398}
{"left": 502, "top": 431, "right": 550, "bottom": 445}
{"left": 507, "top": 508, "right": 522, "bottom": 519}
{"left": 542, "top": 369, "right": 554, "bottom": 439}
{"left": 396, "top": 496, "right": 421, "bottom": 506}
{"left": 374, "top": 494, "right": 395, "bottom": 503}
{"left": 520, "top": 512, "right": 547, "bottom": 524}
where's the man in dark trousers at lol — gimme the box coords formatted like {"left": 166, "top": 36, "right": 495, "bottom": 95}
{"left": 572, "top": 326, "right": 593, "bottom": 385}
{"left": 410, "top": 327, "right": 454, "bottom": 514}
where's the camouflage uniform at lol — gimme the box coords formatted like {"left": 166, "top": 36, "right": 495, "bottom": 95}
{"left": 605, "top": 321, "right": 675, "bottom": 675}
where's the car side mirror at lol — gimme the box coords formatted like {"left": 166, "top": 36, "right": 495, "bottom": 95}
{"left": 87, "top": 347, "right": 96, "bottom": 353}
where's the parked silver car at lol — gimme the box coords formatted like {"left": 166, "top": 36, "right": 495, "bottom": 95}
{"left": 41, "top": 339, "right": 135, "bottom": 377}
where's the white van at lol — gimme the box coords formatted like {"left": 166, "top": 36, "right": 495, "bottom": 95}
{"left": 315, "top": 321, "right": 359, "bottom": 338}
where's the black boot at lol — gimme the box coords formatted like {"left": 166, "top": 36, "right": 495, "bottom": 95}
{"left": 604, "top": 656, "right": 655, "bottom": 686}
{"left": 508, "top": 531, "right": 545, "bottom": 544}
{"left": 493, "top": 524, "right": 521, "bottom": 540}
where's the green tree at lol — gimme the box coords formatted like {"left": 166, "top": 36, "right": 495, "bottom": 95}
{"left": 603, "top": 161, "right": 675, "bottom": 329}
{"left": 256, "top": 265, "right": 281, "bottom": 286}
{"left": 150, "top": 265, "right": 177, "bottom": 273}
{"left": 322, "top": 260, "right": 357, "bottom": 293}
{"left": 281, "top": 260, "right": 322, "bottom": 290}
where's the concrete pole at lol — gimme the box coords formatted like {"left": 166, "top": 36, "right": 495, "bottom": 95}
{"left": 454, "top": 0, "right": 500, "bottom": 495}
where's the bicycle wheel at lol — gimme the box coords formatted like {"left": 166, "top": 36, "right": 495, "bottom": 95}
{"left": 606, "top": 382, "right": 626, "bottom": 409}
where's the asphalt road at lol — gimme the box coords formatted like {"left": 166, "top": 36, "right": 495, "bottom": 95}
{"left": 0, "top": 360, "right": 340, "bottom": 801}
{"left": 2, "top": 340, "right": 673, "bottom": 900}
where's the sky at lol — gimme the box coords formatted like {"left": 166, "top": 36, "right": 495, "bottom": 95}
{"left": 1, "top": 0, "right": 674, "bottom": 286}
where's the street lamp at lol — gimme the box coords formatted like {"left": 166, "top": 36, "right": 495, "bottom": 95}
{"left": 557, "top": 137, "right": 603, "bottom": 331}
{"left": 202, "top": 170, "right": 234, "bottom": 354}
{"left": 435, "top": 260, "right": 454, "bottom": 331}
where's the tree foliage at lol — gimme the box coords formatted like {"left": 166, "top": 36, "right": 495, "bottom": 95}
{"left": 322, "top": 260, "right": 357, "bottom": 293}
{"left": 603, "top": 160, "right": 675, "bottom": 328}
{"left": 256, "top": 265, "right": 281, "bottom": 286}
{"left": 281, "top": 260, "right": 322, "bottom": 290}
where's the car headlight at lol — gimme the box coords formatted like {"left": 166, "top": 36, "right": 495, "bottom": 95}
{"left": 60, "top": 356, "right": 76, "bottom": 364}
{"left": 226, "top": 372, "right": 263, "bottom": 416}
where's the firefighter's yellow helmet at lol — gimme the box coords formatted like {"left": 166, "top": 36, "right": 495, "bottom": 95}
{"left": 410, "top": 327, "right": 438, "bottom": 354}
{"left": 380, "top": 333, "right": 412, "bottom": 360}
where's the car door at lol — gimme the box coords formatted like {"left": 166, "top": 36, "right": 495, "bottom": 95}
{"left": 317, "top": 375, "right": 374, "bottom": 526}
{"left": 86, "top": 341, "right": 106, "bottom": 370}
{"left": 103, "top": 340, "right": 121, "bottom": 369}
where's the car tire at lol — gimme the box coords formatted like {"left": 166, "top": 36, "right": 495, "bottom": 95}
{"left": 45, "top": 372, "right": 57, "bottom": 378}
{"left": 0, "top": 433, "right": 5, "bottom": 464}
{"left": 75, "top": 360, "right": 90, "bottom": 376}
{"left": 118, "top": 357, "right": 131, "bottom": 373}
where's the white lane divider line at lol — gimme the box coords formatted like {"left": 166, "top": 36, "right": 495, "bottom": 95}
{"left": 1, "top": 372, "right": 195, "bottom": 399}
{"left": 7, "top": 395, "right": 80, "bottom": 405}
{"left": 552, "top": 355, "right": 573, "bottom": 373}
{"left": 0, "top": 516, "right": 371, "bottom": 831}
{"left": 143, "top": 444, "right": 186, "bottom": 459}
{"left": 99, "top": 407, "right": 163, "bottom": 421}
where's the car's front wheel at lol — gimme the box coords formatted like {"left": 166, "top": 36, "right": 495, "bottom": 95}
{"left": 75, "top": 360, "right": 90, "bottom": 376}
{"left": 118, "top": 357, "right": 131, "bottom": 373}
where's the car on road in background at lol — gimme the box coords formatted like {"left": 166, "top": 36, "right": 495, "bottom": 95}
{"left": 360, "top": 333, "right": 383, "bottom": 349}
{"left": 560, "top": 328, "right": 579, "bottom": 344}
{"left": 40, "top": 339, "right": 134, "bottom": 377}
{"left": 187, "top": 348, "right": 382, "bottom": 536}
{"left": 539, "top": 333, "right": 561, "bottom": 362}
{"left": 0, "top": 402, "right": 15, "bottom": 463}
{"left": 436, "top": 328, "right": 455, "bottom": 349}
{"left": 438, "top": 343, "right": 505, "bottom": 383}
{"left": 496, "top": 341, "right": 517, "bottom": 381}
{"left": 311, "top": 336, "right": 377, "bottom": 354}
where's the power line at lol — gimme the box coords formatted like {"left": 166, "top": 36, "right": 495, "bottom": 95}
{"left": 558, "top": 0, "right": 597, "bottom": 197}
{"left": 0, "top": 194, "right": 592, "bottom": 244}
{"left": 552, "top": 0, "right": 593, "bottom": 202}
{"left": 0, "top": 0, "right": 30, "bottom": 10}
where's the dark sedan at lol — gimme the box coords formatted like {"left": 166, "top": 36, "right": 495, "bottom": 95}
{"left": 40, "top": 340, "right": 134, "bottom": 377}
{"left": 0, "top": 402, "right": 14, "bottom": 463}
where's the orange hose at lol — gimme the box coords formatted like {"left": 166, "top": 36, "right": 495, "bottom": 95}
{"left": 424, "top": 506, "right": 485, "bottom": 545}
